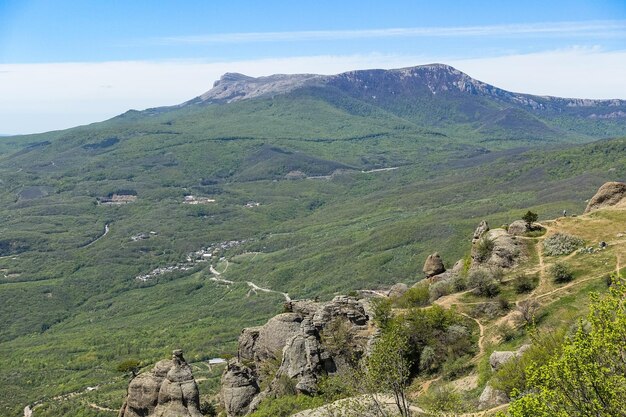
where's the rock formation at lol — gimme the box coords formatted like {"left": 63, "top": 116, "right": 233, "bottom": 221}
{"left": 423, "top": 252, "right": 446, "bottom": 277}
{"left": 220, "top": 296, "right": 373, "bottom": 416}
{"left": 507, "top": 220, "right": 529, "bottom": 236}
{"left": 472, "top": 220, "right": 489, "bottom": 243}
{"left": 478, "top": 385, "right": 509, "bottom": 409}
{"left": 387, "top": 283, "right": 409, "bottom": 298}
{"left": 584, "top": 181, "right": 626, "bottom": 213}
{"left": 119, "top": 350, "right": 202, "bottom": 417}
{"left": 472, "top": 229, "right": 524, "bottom": 269}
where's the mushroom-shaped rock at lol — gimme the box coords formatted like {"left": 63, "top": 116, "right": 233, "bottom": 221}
{"left": 472, "top": 220, "right": 490, "bottom": 243}
{"left": 423, "top": 253, "right": 446, "bottom": 277}
{"left": 585, "top": 181, "right": 626, "bottom": 213}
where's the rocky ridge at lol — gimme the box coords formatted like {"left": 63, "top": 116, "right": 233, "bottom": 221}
{"left": 189, "top": 64, "right": 626, "bottom": 116}
{"left": 220, "top": 296, "right": 373, "bottom": 416}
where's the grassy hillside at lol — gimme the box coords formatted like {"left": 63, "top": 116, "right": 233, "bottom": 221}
{"left": 0, "top": 85, "right": 624, "bottom": 416}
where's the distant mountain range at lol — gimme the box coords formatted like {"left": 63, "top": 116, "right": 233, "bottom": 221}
{"left": 178, "top": 63, "right": 626, "bottom": 142}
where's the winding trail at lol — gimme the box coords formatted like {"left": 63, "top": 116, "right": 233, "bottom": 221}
{"left": 83, "top": 223, "right": 110, "bottom": 248}
{"left": 209, "top": 260, "right": 290, "bottom": 301}
{"left": 459, "top": 312, "right": 485, "bottom": 361}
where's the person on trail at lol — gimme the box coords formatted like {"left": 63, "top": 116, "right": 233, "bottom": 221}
{"left": 562, "top": 210, "right": 567, "bottom": 217}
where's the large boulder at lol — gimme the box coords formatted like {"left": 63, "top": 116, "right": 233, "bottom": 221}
{"left": 472, "top": 220, "right": 490, "bottom": 243}
{"left": 119, "top": 350, "right": 202, "bottom": 417}
{"left": 489, "top": 344, "right": 531, "bottom": 371}
{"left": 585, "top": 181, "right": 626, "bottom": 213}
{"left": 478, "top": 385, "right": 509, "bottom": 409}
{"left": 388, "top": 283, "right": 409, "bottom": 299}
{"left": 507, "top": 220, "right": 529, "bottom": 236}
{"left": 423, "top": 253, "right": 446, "bottom": 277}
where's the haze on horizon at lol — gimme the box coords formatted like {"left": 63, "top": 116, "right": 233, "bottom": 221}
{"left": 1, "top": 0, "right": 625, "bottom": 135}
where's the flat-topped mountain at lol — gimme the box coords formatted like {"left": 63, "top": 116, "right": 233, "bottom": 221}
{"left": 181, "top": 63, "right": 626, "bottom": 142}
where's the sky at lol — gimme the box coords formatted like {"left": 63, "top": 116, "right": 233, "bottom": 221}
{"left": 1, "top": 0, "right": 626, "bottom": 135}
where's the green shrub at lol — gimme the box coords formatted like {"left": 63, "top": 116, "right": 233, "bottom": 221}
{"left": 468, "top": 269, "right": 500, "bottom": 297}
{"left": 514, "top": 274, "right": 538, "bottom": 294}
{"left": 550, "top": 262, "right": 574, "bottom": 283}
{"left": 419, "top": 386, "right": 465, "bottom": 414}
{"left": 429, "top": 280, "right": 453, "bottom": 301}
{"left": 396, "top": 283, "right": 430, "bottom": 307}
{"left": 543, "top": 233, "right": 584, "bottom": 256}
{"left": 248, "top": 394, "right": 325, "bottom": 417}
{"left": 475, "top": 237, "right": 495, "bottom": 262}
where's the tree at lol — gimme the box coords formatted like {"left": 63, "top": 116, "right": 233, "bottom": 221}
{"left": 502, "top": 274, "right": 626, "bottom": 417}
{"left": 550, "top": 263, "right": 574, "bottom": 283}
{"left": 365, "top": 325, "right": 413, "bottom": 417}
{"left": 116, "top": 359, "right": 141, "bottom": 378}
{"left": 517, "top": 298, "right": 540, "bottom": 325}
{"left": 522, "top": 211, "right": 538, "bottom": 229}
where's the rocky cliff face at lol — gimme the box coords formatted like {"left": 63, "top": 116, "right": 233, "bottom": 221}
{"left": 118, "top": 350, "right": 202, "bottom": 417}
{"left": 584, "top": 181, "right": 626, "bottom": 213}
{"left": 220, "top": 296, "right": 374, "bottom": 416}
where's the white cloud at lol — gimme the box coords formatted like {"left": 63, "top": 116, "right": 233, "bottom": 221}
{"left": 155, "top": 20, "right": 626, "bottom": 44}
{"left": 1, "top": 47, "right": 626, "bottom": 135}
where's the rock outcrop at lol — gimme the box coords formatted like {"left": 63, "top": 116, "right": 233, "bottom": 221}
{"left": 119, "top": 350, "right": 202, "bottom": 417}
{"left": 472, "top": 220, "right": 490, "bottom": 243}
{"left": 489, "top": 344, "right": 531, "bottom": 371}
{"left": 423, "top": 253, "right": 446, "bottom": 277}
{"left": 387, "top": 283, "right": 409, "bottom": 299}
{"left": 507, "top": 220, "right": 529, "bottom": 236}
{"left": 584, "top": 181, "right": 626, "bottom": 213}
{"left": 220, "top": 296, "right": 373, "bottom": 416}
{"left": 472, "top": 229, "right": 524, "bottom": 269}
{"left": 478, "top": 385, "right": 509, "bottom": 409}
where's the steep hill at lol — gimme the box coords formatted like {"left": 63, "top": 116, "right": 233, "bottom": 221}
{"left": 0, "top": 64, "right": 625, "bottom": 416}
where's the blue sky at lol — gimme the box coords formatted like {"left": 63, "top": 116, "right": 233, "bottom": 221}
{"left": 1, "top": 0, "right": 626, "bottom": 134}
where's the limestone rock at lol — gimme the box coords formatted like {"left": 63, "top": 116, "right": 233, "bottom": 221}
{"left": 507, "top": 220, "right": 529, "bottom": 236}
{"left": 472, "top": 229, "right": 523, "bottom": 269}
{"left": 388, "top": 283, "right": 409, "bottom": 299}
{"left": 119, "top": 350, "right": 202, "bottom": 417}
{"left": 478, "top": 385, "right": 509, "bottom": 409}
{"left": 472, "top": 220, "right": 490, "bottom": 243}
{"left": 489, "top": 344, "right": 532, "bottom": 371}
{"left": 238, "top": 313, "right": 302, "bottom": 363}
{"left": 220, "top": 361, "right": 260, "bottom": 417}
{"left": 423, "top": 253, "right": 446, "bottom": 277}
{"left": 489, "top": 351, "right": 516, "bottom": 371}
{"left": 584, "top": 181, "right": 626, "bottom": 213}
{"left": 221, "top": 296, "right": 372, "bottom": 416}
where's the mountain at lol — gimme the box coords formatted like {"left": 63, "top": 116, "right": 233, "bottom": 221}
{"left": 0, "top": 64, "right": 625, "bottom": 416}
{"left": 186, "top": 64, "right": 626, "bottom": 142}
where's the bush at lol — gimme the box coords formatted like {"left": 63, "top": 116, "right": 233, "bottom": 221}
{"left": 514, "top": 274, "right": 538, "bottom": 294}
{"left": 397, "top": 283, "right": 430, "bottom": 307}
{"left": 468, "top": 269, "right": 500, "bottom": 298}
{"left": 550, "top": 262, "right": 574, "bottom": 283}
{"left": 475, "top": 237, "right": 495, "bottom": 262}
{"left": 543, "top": 233, "right": 584, "bottom": 256}
{"left": 419, "top": 386, "right": 465, "bottom": 414}
{"left": 429, "top": 280, "right": 453, "bottom": 301}
{"left": 522, "top": 210, "right": 538, "bottom": 228}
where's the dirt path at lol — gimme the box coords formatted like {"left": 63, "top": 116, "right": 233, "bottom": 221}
{"left": 246, "top": 281, "right": 291, "bottom": 301}
{"left": 88, "top": 403, "right": 116, "bottom": 412}
{"left": 460, "top": 312, "right": 485, "bottom": 361}
{"left": 361, "top": 167, "right": 399, "bottom": 173}
{"left": 82, "top": 223, "right": 110, "bottom": 248}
